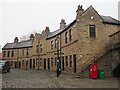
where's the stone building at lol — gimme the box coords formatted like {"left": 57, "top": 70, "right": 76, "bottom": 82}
{"left": 2, "top": 35, "right": 34, "bottom": 69}
{"left": 2, "top": 5, "right": 120, "bottom": 77}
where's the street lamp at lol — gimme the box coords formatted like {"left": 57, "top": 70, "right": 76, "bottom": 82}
{"left": 56, "top": 36, "right": 61, "bottom": 77}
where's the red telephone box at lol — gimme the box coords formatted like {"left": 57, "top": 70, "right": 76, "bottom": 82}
{"left": 90, "top": 63, "right": 98, "bottom": 79}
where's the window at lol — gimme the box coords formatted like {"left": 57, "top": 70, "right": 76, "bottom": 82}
{"left": 51, "top": 41, "right": 54, "bottom": 50}
{"left": 11, "top": 51, "right": 14, "bottom": 57}
{"left": 40, "top": 44, "right": 42, "bottom": 53}
{"left": 36, "top": 58, "right": 38, "bottom": 65}
{"left": 69, "top": 29, "right": 72, "bottom": 41}
{"left": 65, "top": 56, "right": 68, "bottom": 67}
{"left": 36, "top": 45, "right": 39, "bottom": 54}
{"left": 55, "top": 39, "right": 57, "bottom": 49}
{"left": 26, "top": 49, "right": 29, "bottom": 57}
{"left": 89, "top": 25, "right": 96, "bottom": 38}
{"left": 40, "top": 58, "right": 42, "bottom": 66}
{"left": 7, "top": 51, "right": 10, "bottom": 57}
{"left": 65, "top": 32, "right": 68, "bottom": 43}
{"left": 70, "top": 55, "right": 72, "bottom": 67}
{"left": 22, "top": 49, "right": 25, "bottom": 56}
{"left": 3, "top": 51, "right": 6, "bottom": 57}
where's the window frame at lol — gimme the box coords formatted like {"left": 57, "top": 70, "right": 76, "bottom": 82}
{"left": 7, "top": 51, "right": 10, "bottom": 57}
{"left": 89, "top": 25, "right": 96, "bottom": 38}
{"left": 69, "top": 29, "right": 72, "bottom": 41}
{"left": 3, "top": 51, "right": 6, "bottom": 57}
{"left": 36, "top": 45, "right": 39, "bottom": 54}
{"left": 40, "top": 44, "right": 42, "bottom": 53}
{"left": 51, "top": 41, "right": 54, "bottom": 50}
{"left": 55, "top": 39, "right": 57, "bottom": 49}
{"left": 26, "top": 48, "right": 29, "bottom": 57}
{"left": 70, "top": 55, "right": 72, "bottom": 67}
{"left": 65, "top": 32, "right": 68, "bottom": 43}
{"left": 11, "top": 51, "right": 14, "bottom": 57}
{"left": 22, "top": 49, "right": 25, "bottom": 56}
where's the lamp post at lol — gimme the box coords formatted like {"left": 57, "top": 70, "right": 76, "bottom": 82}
{"left": 56, "top": 36, "right": 61, "bottom": 77}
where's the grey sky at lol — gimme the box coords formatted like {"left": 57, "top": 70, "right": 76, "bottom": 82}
{"left": 0, "top": 0, "right": 120, "bottom": 51}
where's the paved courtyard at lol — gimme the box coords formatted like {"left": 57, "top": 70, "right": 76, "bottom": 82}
{"left": 1, "top": 69, "right": 120, "bottom": 89}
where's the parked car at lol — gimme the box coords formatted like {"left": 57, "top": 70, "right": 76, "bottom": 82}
{"left": 0, "top": 60, "right": 10, "bottom": 73}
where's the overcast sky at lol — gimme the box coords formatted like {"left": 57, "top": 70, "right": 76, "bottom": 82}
{"left": 0, "top": 0, "right": 120, "bottom": 51}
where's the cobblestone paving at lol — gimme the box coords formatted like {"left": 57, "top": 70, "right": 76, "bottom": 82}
{"left": 1, "top": 69, "right": 119, "bottom": 88}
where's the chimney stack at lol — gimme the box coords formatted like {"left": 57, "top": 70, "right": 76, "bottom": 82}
{"left": 60, "top": 19, "right": 66, "bottom": 29}
{"left": 76, "top": 5, "right": 84, "bottom": 18}
{"left": 45, "top": 27, "right": 50, "bottom": 35}
{"left": 30, "top": 34, "right": 34, "bottom": 40}
{"left": 14, "top": 37, "right": 19, "bottom": 43}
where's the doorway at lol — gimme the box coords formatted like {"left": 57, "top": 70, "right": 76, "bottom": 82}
{"left": 48, "top": 58, "right": 50, "bottom": 70}
{"left": 62, "top": 57, "right": 64, "bottom": 71}
{"left": 73, "top": 54, "right": 76, "bottom": 73}
{"left": 33, "top": 59, "right": 35, "bottom": 69}
{"left": 30, "top": 59, "right": 32, "bottom": 69}
{"left": 19, "top": 61, "right": 21, "bottom": 68}
{"left": 44, "top": 59, "right": 46, "bottom": 69}
{"left": 15, "top": 62, "right": 17, "bottom": 68}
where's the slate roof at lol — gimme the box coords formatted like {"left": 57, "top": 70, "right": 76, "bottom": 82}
{"left": 46, "top": 15, "right": 120, "bottom": 39}
{"left": 46, "top": 20, "right": 76, "bottom": 39}
{"left": 101, "top": 16, "right": 120, "bottom": 25}
{"left": 2, "top": 40, "right": 32, "bottom": 50}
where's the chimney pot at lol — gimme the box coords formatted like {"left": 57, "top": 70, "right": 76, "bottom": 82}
{"left": 76, "top": 5, "right": 84, "bottom": 18}
{"left": 30, "top": 34, "right": 34, "bottom": 40}
{"left": 14, "top": 37, "right": 19, "bottom": 43}
{"left": 45, "top": 26, "right": 50, "bottom": 35}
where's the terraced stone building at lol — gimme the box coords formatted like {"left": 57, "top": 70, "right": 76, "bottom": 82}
{"left": 2, "top": 5, "right": 120, "bottom": 77}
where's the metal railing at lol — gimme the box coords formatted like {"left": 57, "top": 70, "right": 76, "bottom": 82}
{"left": 80, "top": 44, "right": 112, "bottom": 73}
{"left": 80, "top": 41, "right": 120, "bottom": 74}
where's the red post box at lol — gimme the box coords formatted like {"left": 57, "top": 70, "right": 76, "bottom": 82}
{"left": 90, "top": 63, "right": 98, "bottom": 79}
